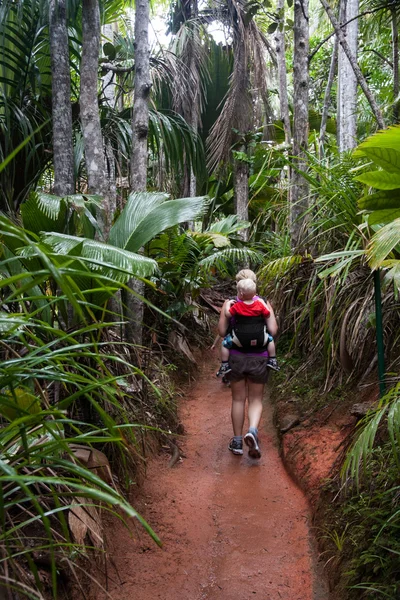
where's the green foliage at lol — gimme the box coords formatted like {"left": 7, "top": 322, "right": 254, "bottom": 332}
{"left": 0, "top": 0, "right": 53, "bottom": 212}
{"left": 0, "top": 222, "right": 164, "bottom": 599}
{"left": 8, "top": 191, "right": 210, "bottom": 312}
{"left": 353, "top": 126, "right": 400, "bottom": 281}
{"left": 343, "top": 384, "right": 400, "bottom": 486}
{"left": 147, "top": 215, "right": 263, "bottom": 319}
{"left": 109, "top": 191, "right": 208, "bottom": 252}
{"left": 323, "top": 444, "right": 400, "bottom": 599}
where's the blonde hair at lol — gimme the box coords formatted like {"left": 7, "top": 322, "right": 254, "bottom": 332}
{"left": 235, "top": 269, "right": 257, "bottom": 283}
{"left": 237, "top": 278, "right": 257, "bottom": 300}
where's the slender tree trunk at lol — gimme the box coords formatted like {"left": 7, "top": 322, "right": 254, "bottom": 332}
{"left": 101, "top": 23, "right": 117, "bottom": 109}
{"left": 80, "top": 0, "right": 110, "bottom": 238}
{"left": 232, "top": 26, "right": 251, "bottom": 242}
{"left": 186, "top": 2, "right": 200, "bottom": 229}
{"left": 234, "top": 149, "right": 250, "bottom": 241}
{"left": 392, "top": 8, "right": 399, "bottom": 122}
{"left": 290, "top": 0, "right": 309, "bottom": 251}
{"left": 126, "top": 0, "right": 151, "bottom": 349}
{"left": 337, "top": 0, "right": 359, "bottom": 152}
{"left": 320, "top": 0, "right": 385, "bottom": 130}
{"left": 275, "top": 0, "right": 291, "bottom": 145}
{"left": 101, "top": 23, "right": 118, "bottom": 219}
{"left": 319, "top": 34, "right": 338, "bottom": 156}
{"left": 130, "top": 0, "right": 151, "bottom": 191}
{"left": 49, "top": 0, "right": 74, "bottom": 196}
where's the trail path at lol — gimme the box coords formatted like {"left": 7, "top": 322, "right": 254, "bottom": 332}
{"left": 101, "top": 352, "right": 328, "bottom": 600}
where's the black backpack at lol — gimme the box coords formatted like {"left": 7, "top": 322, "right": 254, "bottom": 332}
{"left": 231, "top": 314, "right": 268, "bottom": 351}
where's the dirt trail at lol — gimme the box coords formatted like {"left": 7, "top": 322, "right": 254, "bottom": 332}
{"left": 100, "top": 353, "right": 328, "bottom": 600}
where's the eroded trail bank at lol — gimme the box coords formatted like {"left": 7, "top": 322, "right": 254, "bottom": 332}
{"left": 97, "top": 353, "right": 328, "bottom": 600}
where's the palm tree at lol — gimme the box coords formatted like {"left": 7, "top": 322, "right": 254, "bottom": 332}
{"left": 206, "top": 0, "right": 273, "bottom": 240}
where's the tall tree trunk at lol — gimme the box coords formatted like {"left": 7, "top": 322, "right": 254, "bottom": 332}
{"left": 275, "top": 0, "right": 291, "bottom": 145}
{"left": 130, "top": 0, "right": 151, "bottom": 191}
{"left": 232, "top": 27, "right": 251, "bottom": 242}
{"left": 49, "top": 0, "right": 74, "bottom": 196}
{"left": 234, "top": 149, "right": 250, "bottom": 241}
{"left": 319, "top": 34, "right": 338, "bottom": 156}
{"left": 392, "top": 8, "right": 399, "bottom": 122}
{"left": 101, "top": 23, "right": 117, "bottom": 219}
{"left": 80, "top": 0, "right": 110, "bottom": 238}
{"left": 337, "top": 0, "right": 359, "bottom": 152}
{"left": 320, "top": 0, "right": 385, "bottom": 130}
{"left": 182, "top": 1, "right": 201, "bottom": 228}
{"left": 290, "top": 0, "right": 309, "bottom": 251}
{"left": 126, "top": 0, "right": 151, "bottom": 348}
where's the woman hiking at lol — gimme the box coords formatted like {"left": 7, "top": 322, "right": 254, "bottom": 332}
{"left": 217, "top": 269, "right": 278, "bottom": 459}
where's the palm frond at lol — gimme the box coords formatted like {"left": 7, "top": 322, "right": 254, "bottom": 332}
{"left": 198, "top": 247, "right": 263, "bottom": 270}
{"left": 206, "top": 214, "right": 250, "bottom": 235}
{"left": 366, "top": 218, "right": 400, "bottom": 269}
{"left": 109, "top": 192, "right": 208, "bottom": 253}
{"left": 41, "top": 232, "right": 158, "bottom": 280}
{"left": 258, "top": 255, "right": 306, "bottom": 284}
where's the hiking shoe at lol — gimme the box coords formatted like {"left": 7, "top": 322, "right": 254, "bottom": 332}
{"left": 244, "top": 431, "right": 261, "bottom": 459}
{"left": 222, "top": 375, "right": 231, "bottom": 387}
{"left": 266, "top": 357, "right": 280, "bottom": 371}
{"left": 228, "top": 438, "right": 243, "bottom": 455}
{"left": 216, "top": 362, "right": 231, "bottom": 377}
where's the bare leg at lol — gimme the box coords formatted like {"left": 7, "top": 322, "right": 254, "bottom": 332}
{"left": 247, "top": 381, "right": 265, "bottom": 430}
{"left": 230, "top": 380, "right": 247, "bottom": 436}
{"left": 267, "top": 339, "right": 276, "bottom": 356}
{"left": 221, "top": 344, "right": 230, "bottom": 361}
{"left": 243, "top": 381, "right": 265, "bottom": 459}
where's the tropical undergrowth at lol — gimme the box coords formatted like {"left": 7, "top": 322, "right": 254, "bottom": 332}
{"left": 317, "top": 388, "right": 400, "bottom": 599}
{"left": 0, "top": 195, "right": 217, "bottom": 599}
{"left": 258, "top": 126, "right": 400, "bottom": 598}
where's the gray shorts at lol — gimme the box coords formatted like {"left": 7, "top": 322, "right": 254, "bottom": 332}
{"left": 227, "top": 353, "right": 270, "bottom": 384}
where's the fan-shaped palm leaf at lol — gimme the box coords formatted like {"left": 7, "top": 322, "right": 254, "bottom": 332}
{"left": 41, "top": 232, "right": 157, "bottom": 280}
{"left": 206, "top": 214, "right": 251, "bottom": 235}
{"left": 108, "top": 191, "right": 208, "bottom": 252}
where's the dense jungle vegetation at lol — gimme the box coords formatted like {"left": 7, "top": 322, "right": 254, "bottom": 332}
{"left": 1, "top": 0, "right": 400, "bottom": 597}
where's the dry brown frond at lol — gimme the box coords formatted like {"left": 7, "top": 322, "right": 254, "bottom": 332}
{"left": 206, "top": 0, "right": 273, "bottom": 172}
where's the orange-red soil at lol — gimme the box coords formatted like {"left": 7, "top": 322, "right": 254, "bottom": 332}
{"left": 95, "top": 352, "right": 329, "bottom": 600}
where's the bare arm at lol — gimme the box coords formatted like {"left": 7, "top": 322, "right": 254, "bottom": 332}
{"left": 218, "top": 299, "right": 231, "bottom": 337}
{"left": 265, "top": 302, "right": 278, "bottom": 337}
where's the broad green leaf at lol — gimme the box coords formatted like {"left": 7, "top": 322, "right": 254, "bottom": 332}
{"left": 358, "top": 189, "right": 400, "bottom": 211}
{"left": 356, "top": 147, "right": 400, "bottom": 174}
{"left": 368, "top": 209, "right": 400, "bottom": 226}
{"left": 354, "top": 125, "right": 400, "bottom": 152}
{"left": 355, "top": 171, "right": 400, "bottom": 190}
